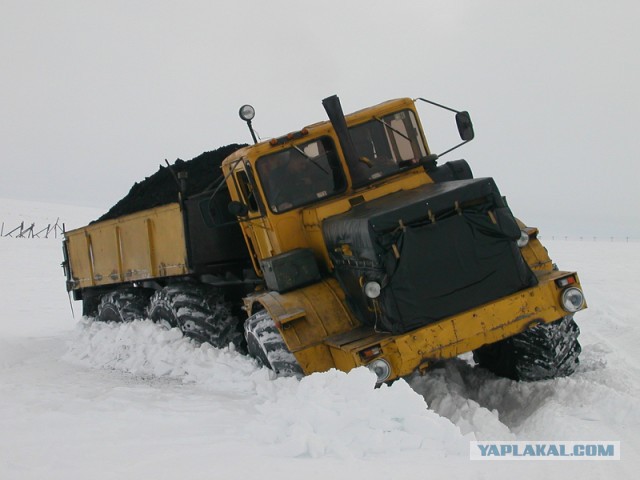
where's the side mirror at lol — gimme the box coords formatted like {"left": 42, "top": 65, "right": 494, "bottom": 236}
{"left": 228, "top": 201, "right": 249, "bottom": 218}
{"left": 455, "top": 111, "right": 475, "bottom": 141}
{"left": 415, "top": 97, "right": 475, "bottom": 162}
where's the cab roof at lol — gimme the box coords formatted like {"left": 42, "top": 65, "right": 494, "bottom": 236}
{"left": 222, "top": 97, "right": 416, "bottom": 168}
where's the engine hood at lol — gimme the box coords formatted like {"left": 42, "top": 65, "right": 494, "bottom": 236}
{"left": 323, "top": 178, "right": 538, "bottom": 333}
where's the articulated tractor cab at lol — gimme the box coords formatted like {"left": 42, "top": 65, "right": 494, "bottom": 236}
{"left": 63, "top": 94, "right": 585, "bottom": 384}
{"left": 223, "top": 95, "right": 585, "bottom": 383}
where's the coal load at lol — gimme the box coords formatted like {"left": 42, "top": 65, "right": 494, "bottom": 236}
{"left": 95, "top": 143, "right": 246, "bottom": 223}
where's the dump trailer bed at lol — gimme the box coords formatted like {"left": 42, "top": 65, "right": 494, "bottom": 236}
{"left": 65, "top": 203, "right": 190, "bottom": 290}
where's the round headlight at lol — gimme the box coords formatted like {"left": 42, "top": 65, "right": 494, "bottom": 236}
{"left": 516, "top": 230, "right": 530, "bottom": 247}
{"left": 561, "top": 287, "right": 585, "bottom": 312}
{"left": 366, "top": 358, "right": 391, "bottom": 383}
{"left": 364, "top": 281, "right": 381, "bottom": 299}
{"left": 239, "top": 104, "right": 255, "bottom": 121}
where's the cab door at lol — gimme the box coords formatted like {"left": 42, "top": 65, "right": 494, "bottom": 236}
{"left": 231, "top": 165, "right": 276, "bottom": 275}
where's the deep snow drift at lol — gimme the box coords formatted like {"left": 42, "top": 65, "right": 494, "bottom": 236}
{"left": 1, "top": 198, "right": 638, "bottom": 479}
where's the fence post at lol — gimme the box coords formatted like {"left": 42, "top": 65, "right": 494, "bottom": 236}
{"left": 52, "top": 218, "right": 60, "bottom": 238}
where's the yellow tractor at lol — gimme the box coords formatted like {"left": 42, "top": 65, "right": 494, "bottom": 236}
{"left": 63, "top": 95, "right": 586, "bottom": 383}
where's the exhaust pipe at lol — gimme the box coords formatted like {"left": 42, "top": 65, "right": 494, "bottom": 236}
{"left": 322, "top": 95, "right": 360, "bottom": 168}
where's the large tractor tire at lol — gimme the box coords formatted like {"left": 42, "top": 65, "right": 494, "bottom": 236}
{"left": 473, "top": 315, "right": 581, "bottom": 381}
{"left": 147, "top": 283, "right": 243, "bottom": 349}
{"left": 96, "top": 288, "right": 152, "bottom": 323}
{"left": 244, "top": 309, "right": 303, "bottom": 377}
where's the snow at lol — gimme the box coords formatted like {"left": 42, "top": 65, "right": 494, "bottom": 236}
{"left": 1, "top": 199, "right": 639, "bottom": 479}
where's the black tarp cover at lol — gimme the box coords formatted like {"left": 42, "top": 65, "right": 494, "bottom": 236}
{"left": 323, "top": 179, "right": 538, "bottom": 334}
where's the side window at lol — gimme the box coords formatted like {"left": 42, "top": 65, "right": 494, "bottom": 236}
{"left": 386, "top": 111, "right": 426, "bottom": 162}
{"left": 236, "top": 170, "right": 259, "bottom": 212}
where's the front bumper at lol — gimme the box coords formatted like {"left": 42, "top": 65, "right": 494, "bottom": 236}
{"left": 322, "top": 269, "right": 586, "bottom": 382}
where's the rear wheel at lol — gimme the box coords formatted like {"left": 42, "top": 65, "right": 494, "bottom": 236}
{"left": 96, "top": 288, "right": 152, "bottom": 323}
{"left": 244, "top": 309, "right": 303, "bottom": 377}
{"left": 473, "top": 315, "right": 581, "bottom": 381}
{"left": 147, "top": 283, "right": 243, "bottom": 349}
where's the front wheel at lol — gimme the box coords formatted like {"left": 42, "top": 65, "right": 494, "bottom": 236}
{"left": 244, "top": 309, "right": 303, "bottom": 377}
{"left": 473, "top": 315, "right": 581, "bottom": 381}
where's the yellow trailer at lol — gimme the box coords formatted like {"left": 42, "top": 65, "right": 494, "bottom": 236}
{"left": 64, "top": 203, "right": 188, "bottom": 291}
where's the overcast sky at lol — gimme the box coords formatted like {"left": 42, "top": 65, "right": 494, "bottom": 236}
{"left": 2, "top": 0, "right": 639, "bottom": 237}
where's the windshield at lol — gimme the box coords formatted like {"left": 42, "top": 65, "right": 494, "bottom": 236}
{"left": 347, "top": 109, "right": 427, "bottom": 187}
{"left": 256, "top": 136, "right": 346, "bottom": 213}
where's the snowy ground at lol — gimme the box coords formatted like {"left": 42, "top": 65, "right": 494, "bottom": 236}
{"left": 1, "top": 199, "right": 638, "bottom": 479}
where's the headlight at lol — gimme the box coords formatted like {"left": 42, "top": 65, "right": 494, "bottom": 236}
{"left": 366, "top": 358, "right": 391, "bottom": 383}
{"left": 561, "top": 287, "right": 585, "bottom": 312}
{"left": 516, "top": 230, "right": 530, "bottom": 247}
{"left": 364, "top": 281, "right": 381, "bottom": 299}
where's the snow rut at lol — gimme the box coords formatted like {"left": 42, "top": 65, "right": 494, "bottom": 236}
{"left": 408, "top": 346, "right": 640, "bottom": 441}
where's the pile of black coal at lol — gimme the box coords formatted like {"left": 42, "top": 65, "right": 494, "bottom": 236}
{"left": 95, "top": 143, "right": 246, "bottom": 222}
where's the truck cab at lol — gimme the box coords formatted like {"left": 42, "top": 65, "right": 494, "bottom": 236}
{"left": 223, "top": 98, "right": 455, "bottom": 267}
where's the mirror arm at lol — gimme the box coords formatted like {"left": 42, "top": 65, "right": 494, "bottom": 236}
{"left": 415, "top": 96, "right": 475, "bottom": 158}
{"left": 436, "top": 140, "right": 470, "bottom": 160}
{"left": 414, "top": 97, "right": 460, "bottom": 114}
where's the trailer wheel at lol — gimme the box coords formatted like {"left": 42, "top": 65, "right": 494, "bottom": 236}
{"left": 146, "top": 288, "right": 179, "bottom": 329}
{"left": 473, "top": 315, "right": 581, "bottom": 381}
{"left": 97, "top": 288, "right": 152, "bottom": 323}
{"left": 244, "top": 309, "right": 303, "bottom": 377}
{"left": 81, "top": 289, "right": 102, "bottom": 318}
{"left": 147, "top": 284, "right": 244, "bottom": 350}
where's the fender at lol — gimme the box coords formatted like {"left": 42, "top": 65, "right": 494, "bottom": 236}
{"left": 244, "top": 278, "right": 360, "bottom": 374}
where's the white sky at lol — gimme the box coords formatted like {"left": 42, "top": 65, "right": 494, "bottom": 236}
{"left": 2, "top": 0, "right": 639, "bottom": 237}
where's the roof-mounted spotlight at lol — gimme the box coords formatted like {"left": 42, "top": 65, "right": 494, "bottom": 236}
{"left": 239, "top": 104, "right": 258, "bottom": 144}
{"left": 239, "top": 104, "right": 255, "bottom": 122}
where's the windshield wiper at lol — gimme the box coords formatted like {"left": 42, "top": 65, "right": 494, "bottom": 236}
{"left": 373, "top": 116, "right": 412, "bottom": 142}
{"left": 292, "top": 145, "right": 330, "bottom": 174}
